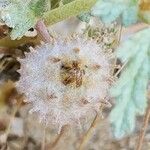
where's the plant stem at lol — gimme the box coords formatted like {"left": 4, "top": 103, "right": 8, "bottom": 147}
{"left": 136, "top": 106, "right": 150, "bottom": 150}
{"left": 112, "top": 24, "right": 122, "bottom": 76}
{"left": 43, "top": 0, "right": 96, "bottom": 26}
{"left": 46, "top": 125, "right": 68, "bottom": 149}
{"left": 36, "top": 20, "right": 52, "bottom": 43}
{"left": 41, "top": 126, "right": 46, "bottom": 150}
{"left": 0, "top": 36, "right": 40, "bottom": 48}
{"left": 78, "top": 113, "right": 99, "bottom": 150}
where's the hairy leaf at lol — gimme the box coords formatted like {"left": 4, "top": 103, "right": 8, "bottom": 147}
{"left": 0, "top": 0, "right": 11, "bottom": 23}
{"left": 0, "top": 0, "right": 49, "bottom": 40}
{"left": 61, "top": 0, "right": 91, "bottom": 23}
{"left": 78, "top": 12, "right": 91, "bottom": 23}
{"left": 62, "top": 0, "right": 74, "bottom": 5}
{"left": 0, "top": 0, "right": 11, "bottom": 8}
{"left": 110, "top": 28, "right": 150, "bottom": 138}
{"left": 0, "top": 0, "right": 96, "bottom": 39}
{"left": 30, "top": 0, "right": 51, "bottom": 17}
{"left": 91, "top": 0, "right": 138, "bottom": 26}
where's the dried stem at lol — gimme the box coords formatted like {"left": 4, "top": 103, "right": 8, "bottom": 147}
{"left": 112, "top": 23, "right": 149, "bottom": 77}
{"left": 46, "top": 125, "right": 68, "bottom": 149}
{"left": 118, "top": 25, "right": 123, "bottom": 45}
{"left": 112, "top": 24, "right": 122, "bottom": 76}
{"left": 41, "top": 126, "right": 46, "bottom": 150}
{"left": 114, "top": 61, "right": 128, "bottom": 78}
{"left": 136, "top": 106, "right": 150, "bottom": 150}
{"left": 78, "top": 113, "right": 100, "bottom": 150}
{"left": 78, "top": 101, "right": 107, "bottom": 150}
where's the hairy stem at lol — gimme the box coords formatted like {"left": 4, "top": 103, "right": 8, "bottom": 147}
{"left": 112, "top": 24, "right": 122, "bottom": 76}
{"left": 136, "top": 106, "right": 150, "bottom": 150}
{"left": 43, "top": 0, "right": 96, "bottom": 25}
{"left": 41, "top": 126, "right": 46, "bottom": 150}
{"left": 36, "top": 20, "right": 52, "bottom": 43}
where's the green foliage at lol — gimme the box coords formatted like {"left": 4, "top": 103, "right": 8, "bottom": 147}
{"left": 30, "top": 0, "right": 50, "bottom": 17}
{"left": 0, "top": 0, "right": 10, "bottom": 23}
{"left": 91, "top": 0, "right": 138, "bottom": 26}
{"left": 78, "top": 12, "right": 91, "bottom": 23}
{"left": 50, "top": 0, "right": 74, "bottom": 9}
{"left": 62, "top": 0, "right": 74, "bottom": 5}
{"left": 43, "top": 0, "right": 97, "bottom": 25}
{"left": 51, "top": 0, "right": 61, "bottom": 9}
{"left": 0, "top": 0, "right": 11, "bottom": 8}
{"left": 1, "top": 1, "right": 36, "bottom": 40}
{"left": 0, "top": 0, "right": 49, "bottom": 40}
{"left": 0, "top": 0, "right": 96, "bottom": 40}
{"left": 110, "top": 28, "right": 150, "bottom": 138}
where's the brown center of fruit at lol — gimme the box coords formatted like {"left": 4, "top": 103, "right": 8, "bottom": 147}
{"left": 60, "top": 60, "right": 85, "bottom": 88}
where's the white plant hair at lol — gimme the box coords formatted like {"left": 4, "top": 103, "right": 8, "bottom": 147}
{"left": 17, "top": 35, "right": 112, "bottom": 130}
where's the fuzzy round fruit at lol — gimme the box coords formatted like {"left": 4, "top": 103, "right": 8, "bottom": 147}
{"left": 17, "top": 35, "right": 112, "bottom": 129}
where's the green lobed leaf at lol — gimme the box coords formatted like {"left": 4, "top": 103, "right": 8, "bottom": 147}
{"left": 0, "top": 0, "right": 49, "bottom": 40}
{"left": 0, "top": 0, "right": 96, "bottom": 40}
{"left": 0, "top": 0, "right": 11, "bottom": 23}
{"left": 110, "top": 28, "right": 150, "bottom": 138}
{"left": 29, "top": 0, "right": 51, "bottom": 17}
{"left": 91, "top": 0, "right": 139, "bottom": 26}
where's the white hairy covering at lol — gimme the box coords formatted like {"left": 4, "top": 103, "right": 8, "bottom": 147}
{"left": 17, "top": 35, "right": 111, "bottom": 129}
